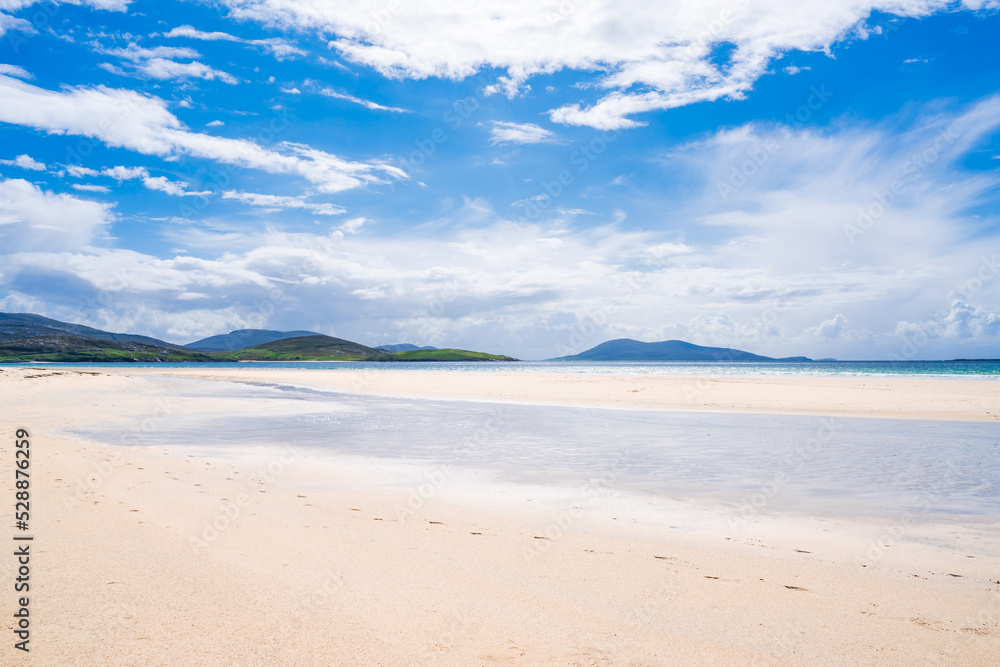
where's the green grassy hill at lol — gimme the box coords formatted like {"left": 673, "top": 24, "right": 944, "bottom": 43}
{"left": 0, "top": 334, "right": 216, "bottom": 363}
{"left": 214, "top": 335, "right": 390, "bottom": 361}
{"left": 377, "top": 348, "right": 517, "bottom": 362}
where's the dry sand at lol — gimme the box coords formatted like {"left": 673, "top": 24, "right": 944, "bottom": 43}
{"left": 1, "top": 366, "right": 998, "bottom": 665}
{"left": 119, "top": 366, "right": 1000, "bottom": 422}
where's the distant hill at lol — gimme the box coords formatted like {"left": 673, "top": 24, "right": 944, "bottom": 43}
{"left": 0, "top": 313, "right": 213, "bottom": 362}
{"left": 376, "top": 343, "right": 439, "bottom": 353}
{"left": 0, "top": 312, "right": 185, "bottom": 349}
{"left": 215, "top": 335, "right": 389, "bottom": 361}
{"left": 187, "top": 328, "right": 320, "bottom": 351}
{"left": 551, "top": 338, "right": 811, "bottom": 362}
{"left": 376, "top": 348, "right": 516, "bottom": 362}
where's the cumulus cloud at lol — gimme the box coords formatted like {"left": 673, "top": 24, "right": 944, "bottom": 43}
{"left": 66, "top": 165, "right": 100, "bottom": 177}
{"left": 483, "top": 121, "right": 557, "bottom": 145}
{"left": 0, "top": 74, "right": 407, "bottom": 194}
{"left": 214, "top": 0, "right": 996, "bottom": 130}
{"left": 0, "top": 154, "right": 46, "bottom": 170}
{"left": 897, "top": 301, "right": 1000, "bottom": 340}
{"left": 0, "top": 177, "right": 114, "bottom": 252}
{"left": 805, "top": 314, "right": 852, "bottom": 338}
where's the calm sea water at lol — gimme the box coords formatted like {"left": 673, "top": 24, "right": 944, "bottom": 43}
{"left": 68, "top": 380, "right": 1000, "bottom": 518}
{"left": 7, "top": 359, "right": 1000, "bottom": 377}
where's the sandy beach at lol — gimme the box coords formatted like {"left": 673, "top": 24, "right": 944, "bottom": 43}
{"left": 1, "top": 366, "right": 999, "bottom": 665}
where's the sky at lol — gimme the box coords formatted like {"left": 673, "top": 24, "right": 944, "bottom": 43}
{"left": 0, "top": 0, "right": 999, "bottom": 360}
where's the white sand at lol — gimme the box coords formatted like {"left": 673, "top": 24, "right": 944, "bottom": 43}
{"left": 1, "top": 366, "right": 998, "bottom": 665}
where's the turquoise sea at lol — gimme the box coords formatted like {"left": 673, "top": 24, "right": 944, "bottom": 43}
{"left": 6, "top": 359, "right": 1000, "bottom": 377}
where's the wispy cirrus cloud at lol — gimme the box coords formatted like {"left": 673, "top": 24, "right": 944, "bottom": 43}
{"left": 221, "top": 190, "right": 346, "bottom": 215}
{"left": 308, "top": 82, "right": 408, "bottom": 113}
{"left": 96, "top": 42, "right": 240, "bottom": 84}
{"left": 0, "top": 63, "right": 32, "bottom": 79}
{"left": 161, "top": 24, "right": 306, "bottom": 61}
{"left": 483, "top": 120, "right": 557, "bottom": 145}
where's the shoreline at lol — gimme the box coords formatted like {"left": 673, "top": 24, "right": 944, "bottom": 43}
{"left": 107, "top": 366, "right": 1000, "bottom": 422}
{"left": 2, "top": 367, "right": 998, "bottom": 664}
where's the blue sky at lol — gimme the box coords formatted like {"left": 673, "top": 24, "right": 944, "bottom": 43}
{"left": 1, "top": 0, "right": 999, "bottom": 360}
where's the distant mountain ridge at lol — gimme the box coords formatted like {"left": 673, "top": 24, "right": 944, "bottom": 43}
{"left": 187, "top": 328, "right": 320, "bottom": 351}
{"left": 551, "top": 338, "right": 811, "bottom": 362}
{"left": 376, "top": 343, "right": 439, "bottom": 353}
{"left": 0, "top": 313, "right": 213, "bottom": 362}
{"left": 0, "top": 312, "right": 504, "bottom": 363}
{"left": 0, "top": 312, "right": 187, "bottom": 350}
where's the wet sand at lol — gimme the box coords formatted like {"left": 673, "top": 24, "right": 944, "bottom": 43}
{"left": 1, "top": 366, "right": 998, "bottom": 665}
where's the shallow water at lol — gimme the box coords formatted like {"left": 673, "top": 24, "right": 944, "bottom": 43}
{"left": 9, "top": 359, "right": 1000, "bottom": 377}
{"left": 68, "top": 382, "right": 1000, "bottom": 519}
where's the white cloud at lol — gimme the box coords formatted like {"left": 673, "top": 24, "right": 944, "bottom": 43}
{"left": 897, "top": 301, "right": 1000, "bottom": 340}
{"left": 4, "top": 88, "right": 1000, "bottom": 359}
{"left": 280, "top": 86, "right": 301, "bottom": 94}
{"left": 97, "top": 42, "right": 239, "bottom": 84}
{"left": 0, "top": 14, "right": 31, "bottom": 39}
{"left": 162, "top": 24, "right": 306, "bottom": 61}
{"left": 2, "top": 1, "right": 130, "bottom": 39}
{"left": 102, "top": 165, "right": 149, "bottom": 180}
{"left": 221, "top": 190, "right": 346, "bottom": 215}
{"left": 216, "top": 0, "right": 981, "bottom": 130}
{"left": 0, "top": 63, "right": 32, "bottom": 79}
{"left": 484, "top": 120, "right": 557, "bottom": 146}
{"left": 0, "top": 177, "right": 113, "bottom": 252}
{"left": 99, "top": 165, "right": 208, "bottom": 197}
{"left": 804, "top": 314, "right": 854, "bottom": 339}
{"left": 70, "top": 183, "right": 111, "bottom": 193}
{"left": 142, "top": 175, "right": 210, "bottom": 197}
{"left": 0, "top": 74, "right": 407, "bottom": 193}
{"left": 66, "top": 165, "right": 100, "bottom": 177}
{"left": 206, "top": 120, "right": 225, "bottom": 127}
{"left": 312, "top": 86, "right": 408, "bottom": 113}
{"left": 340, "top": 216, "right": 366, "bottom": 233}
{"left": 161, "top": 25, "right": 242, "bottom": 42}
{"left": 0, "top": 154, "right": 46, "bottom": 170}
